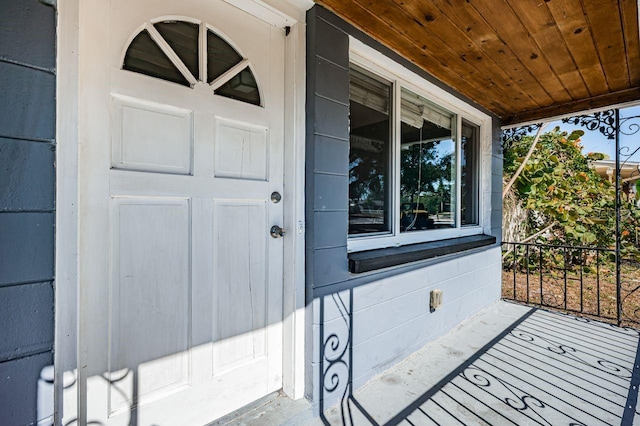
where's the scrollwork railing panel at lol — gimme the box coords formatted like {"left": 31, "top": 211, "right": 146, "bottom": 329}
{"left": 319, "top": 289, "right": 353, "bottom": 423}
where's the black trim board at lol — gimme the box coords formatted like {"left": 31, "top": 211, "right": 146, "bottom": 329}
{"left": 348, "top": 234, "right": 496, "bottom": 273}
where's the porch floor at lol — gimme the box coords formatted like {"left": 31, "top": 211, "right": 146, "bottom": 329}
{"left": 217, "top": 301, "right": 640, "bottom": 425}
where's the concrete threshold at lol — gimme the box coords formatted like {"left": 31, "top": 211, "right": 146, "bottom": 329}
{"left": 207, "top": 391, "right": 314, "bottom": 426}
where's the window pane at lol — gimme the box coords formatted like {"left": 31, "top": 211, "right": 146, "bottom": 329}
{"left": 215, "top": 67, "right": 261, "bottom": 106}
{"left": 123, "top": 30, "right": 190, "bottom": 87}
{"left": 349, "top": 67, "right": 392, "bottom": 235}
{"left": 461, "top": 120, "right": 479, "bottom": 226}
{"left": 154, "top": 21, "right": 199, "bottom": 80}
{"left": 400, "top": 88, "right": 456, "bottom": 232}
{"left": 207, "top": 30, "right": 243, "bottom": 83}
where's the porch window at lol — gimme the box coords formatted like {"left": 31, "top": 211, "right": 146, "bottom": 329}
{"left": 348, "top": 62, "right": 483, "bottom": 251}
{"left": 348, "top": 68, "right": 392, "bottom": 235}
{"left": 399, "top": 88, "right": 456, "bottom": 232}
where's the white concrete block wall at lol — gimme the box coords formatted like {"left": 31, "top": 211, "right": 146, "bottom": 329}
{"left": 313, "top": 247, "right": 502, "bottom": 411}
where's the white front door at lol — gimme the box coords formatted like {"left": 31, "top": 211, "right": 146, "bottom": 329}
{"left": 78, "top": 1, "right": 285, "bottom": 424}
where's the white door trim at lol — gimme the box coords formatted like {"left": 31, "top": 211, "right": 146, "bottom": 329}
{"left": 54, "top": 0, "right": 309, "bottom": 423}
{"left": 281, "top": 16, "right": 308, "bottom": 401}
{"left": 54, "top": 0, "right": 80, "bottom": 422}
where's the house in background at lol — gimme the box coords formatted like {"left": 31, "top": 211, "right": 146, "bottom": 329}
{"left": 1, "top": 0, "right": 638, "bottom": 424}
{"left": 592, "top": 158, "right": 640, "bottom": 202}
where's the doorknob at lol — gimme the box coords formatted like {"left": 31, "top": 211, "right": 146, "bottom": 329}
{"left": 270, "top": 225, "right": 286, "bottom": 238}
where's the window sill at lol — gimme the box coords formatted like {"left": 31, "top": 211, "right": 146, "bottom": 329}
{"left": 347, "top": 234, "right": 496, "bottom": 274}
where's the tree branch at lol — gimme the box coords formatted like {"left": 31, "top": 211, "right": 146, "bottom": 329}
{"left": 502, "top": 222, "right": 556, "bottom": 260}
{"left": 502, "top": 123, "right": 549, "bottom": 199}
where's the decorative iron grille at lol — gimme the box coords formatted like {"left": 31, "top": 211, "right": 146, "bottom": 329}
{"left": 502, "top": 108, "right": 640, "bottom": 326}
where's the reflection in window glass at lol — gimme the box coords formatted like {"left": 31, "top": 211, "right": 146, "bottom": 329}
{"left": 461, "top": 120, "right": 479, "bottom": 226}
{"left": 400, "top": 88, "right": 456, "bottom": 232}
{"left": 349, "top": 67, "right": 392, "bottom": 235}
{"left": 215, "top": 67, "right": 261, "bottom": 106}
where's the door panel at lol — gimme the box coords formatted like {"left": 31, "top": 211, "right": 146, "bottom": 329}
{"left": 214, "top": 119, "right": 269, "bottom": 180}
{"left": 213, "top": 201, "right": 268, "bottom": 372}
{"left": 112, "top": 96, "right": 194, "bottom": 175}
{"left": 109, "top": 197, "right": 191, "bottom": 414}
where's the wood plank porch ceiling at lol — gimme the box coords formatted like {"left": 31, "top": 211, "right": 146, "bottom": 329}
{"left": 315, "top": 0, "right": 640, "bottom": 126}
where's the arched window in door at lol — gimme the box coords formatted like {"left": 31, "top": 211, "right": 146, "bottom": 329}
{"left": 123, "top": 19, "right": 261, "bottom": 106}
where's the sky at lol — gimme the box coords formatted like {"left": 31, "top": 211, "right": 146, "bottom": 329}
{"left": 536, "top": 105, "right": 640, "bottom": 162}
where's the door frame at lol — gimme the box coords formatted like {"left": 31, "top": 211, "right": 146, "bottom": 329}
{"left": 54, "top": 0, "right": 311, "bottom": 423}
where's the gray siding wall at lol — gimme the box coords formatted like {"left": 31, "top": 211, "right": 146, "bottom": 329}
{"left": 0, "top": 1, "right": 56, "bottom": 424}
{"left": 305, "top": 8, "right": 351, "bottom": 299}
{"left": 305, "top": 5, "right": 503, "bottom": 412}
